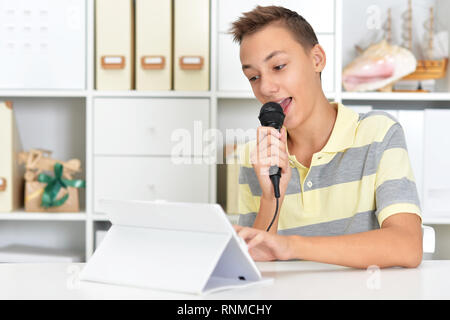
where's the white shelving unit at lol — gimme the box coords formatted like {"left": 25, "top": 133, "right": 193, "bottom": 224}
{"left": 1, "top": 0, "right": 450, "bottom": 261}
{"left": 0, "top": 211, "right": 87, "bottom": 221}
{"left": 342, "top": 92, "right": 450, "bottom": 101}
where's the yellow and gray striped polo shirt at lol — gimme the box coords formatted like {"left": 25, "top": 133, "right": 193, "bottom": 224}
{"left": 237, "top": 102, "right": 422, "bottom": 236}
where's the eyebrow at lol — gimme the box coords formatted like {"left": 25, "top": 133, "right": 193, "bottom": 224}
{"left": 242, "top": 50, "right": 287, "bottom": 70}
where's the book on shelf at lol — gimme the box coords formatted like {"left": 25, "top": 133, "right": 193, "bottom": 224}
{"left": 0, "top": 101, "right": 24, "bottom": 213}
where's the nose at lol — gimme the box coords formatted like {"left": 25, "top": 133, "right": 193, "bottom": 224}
{"left": 259, "top": 75, "right": 279, "bottom": 98}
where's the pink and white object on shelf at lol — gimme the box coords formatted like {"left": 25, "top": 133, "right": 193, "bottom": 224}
{"left": 342, "top": 40, "right": 417, "bottom": 92}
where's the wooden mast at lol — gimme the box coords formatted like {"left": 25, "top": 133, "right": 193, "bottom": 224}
{"left": 385, "top": 8, "right": 392, "bottom": 44}
{"left": 407, "top": 0, "right": 412, "bottom": 50}
{"left": 427, "top": 7, "right": 434, "bottom": 59}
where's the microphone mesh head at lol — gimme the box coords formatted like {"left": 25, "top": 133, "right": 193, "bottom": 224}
{"left": 258, "top": 102, "right": 285, "bottom": 130}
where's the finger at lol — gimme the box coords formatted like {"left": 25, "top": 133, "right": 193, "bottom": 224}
{"left": 260, "top": 126, "right": 281, "bottom": 140}
{"left": 268, "top": 153, "right": 288, "bottom": 168}
{"left": 258, "top": 133, "right": 275, "bottom": 159}
{"left": 249, "top": 147, "right": 257, "bottom": 165}
{"left": 253, "top": 134, "right": 288, "bottom": 173}
{"left": 280, "top": 127, "right": 288, "bottom": 144}
{"left": 254, "top": 152, "right": 288, "bottom": 173}
{"left": 237, "top": 227, "right": 253, "bottom": 241}
{"left": 247, "top": 232, "right": 265, "bottom": 249}
{"left": 266, "top": 133, "right": 272, "bottom": 158}
{"left": 251, "top": 145, "right": 270, "bottom": 167}
{"left": 257, "top": 135, "right": 285, "bottom": 159}
{"left": 280, "top": 159, "right": 290, "bottom": 174}
{"left": 258, "top": 131, "right": 285, "bottom": 150}
{"left": 233, "top": 224, "right": 243, "bottom": 233}
{"left": 280, "top": 128, "right": 288, "bottom": 155}
{"left": 257, "top": 126, "right": 281, "bottom": 144}
{"left": 257, "top": 142, "right": 279, "bottom": 164}
{"left": 280, "top": 155, "right": 291, "bottom": 174}
{"left": 255, "top": 166, "right": 270, "bottom": 176}
{"left": 237, "top": 227, "right": 260, "bottom": 242}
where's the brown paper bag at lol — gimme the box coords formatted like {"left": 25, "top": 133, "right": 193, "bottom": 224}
{"left": 24, "top": 181, "right": 80, "bottom": 213}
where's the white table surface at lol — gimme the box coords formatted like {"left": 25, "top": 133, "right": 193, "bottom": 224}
{"left": 1, "top": 260, "right": 449, "bottom": 299}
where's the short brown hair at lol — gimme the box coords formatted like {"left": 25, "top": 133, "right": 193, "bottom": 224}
{"left": 229, "top": 5, "right": 319, "bottom": 53}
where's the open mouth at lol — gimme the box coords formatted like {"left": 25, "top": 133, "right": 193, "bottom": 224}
{"left": 278, "top": 97, "right": 292, "bottom": 115}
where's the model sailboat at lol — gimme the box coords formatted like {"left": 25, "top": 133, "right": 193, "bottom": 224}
{"left": 399, "top": 1, "right": 448, "bottom": 87}
{"left": 342, "top": 1, "right": 449, "bottom": 92}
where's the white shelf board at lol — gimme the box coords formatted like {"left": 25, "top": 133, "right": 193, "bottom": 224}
{"left": 0, "top": 90, "right": 214, "bottom": 98}
{"left": 93, "top": 214, "right": 110, "bottom": 222}
{"left": 217, "top": 91, "right": 256, "bottom": 99}
{"left": 92, "top": 90, "right": 212, "bottom": 98}
{"left": 217, "top": 91, "right": 336, "bottom": 100}
{"left": 423, "top": 217, "right": 450, "bottom": 225}
{"left": 0, "top": 90, "right": 88, "bottom": 97}
{"left": 342, "top": 92, "right": 450, "bottom": 101}
{"left": 0, "top": 210, "right": 87, "bottom": 221}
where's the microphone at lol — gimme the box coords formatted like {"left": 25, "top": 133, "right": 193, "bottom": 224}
{"left": 258, "top": 102, "right": 285, "bottom": 199}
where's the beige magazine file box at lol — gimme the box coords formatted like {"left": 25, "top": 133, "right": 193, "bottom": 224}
{"left": 0, "top": 101, "right": 24, "bottom": 212}
{"left": 174, "top": 0, "right": 210, "bottom": 91}
{"left": 135, "top": 0, "right": 172, "bottom": 90}
{"left": 96, "top": 0, "right": 134, "bottom": 90}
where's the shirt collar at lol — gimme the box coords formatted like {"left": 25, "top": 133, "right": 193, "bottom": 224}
{"left": 285, "top": 102, "right": 359, "bottom": 158}
{"left": 321, "top": 102, "right": 359, "bottom": 153}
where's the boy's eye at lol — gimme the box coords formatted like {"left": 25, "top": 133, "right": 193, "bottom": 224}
{"left": 248, "top": 65, "right": 285, "bottom": 82}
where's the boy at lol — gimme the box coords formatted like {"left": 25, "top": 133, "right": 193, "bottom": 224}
{"left": 231, "top": 6, "right": 423, "bottom": 268}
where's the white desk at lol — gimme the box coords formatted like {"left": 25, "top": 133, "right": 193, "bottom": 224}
{"left": 1, "top": 260, "right": 449, "bottom": 299}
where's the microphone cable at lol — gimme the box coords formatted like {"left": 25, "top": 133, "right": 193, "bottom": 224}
{"left": 266, "top": 196, "right": 279, "bottom": 232}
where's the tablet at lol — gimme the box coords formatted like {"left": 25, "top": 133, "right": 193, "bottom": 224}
{"left": 80, "top": 198, "right": 272, "bottom": 294}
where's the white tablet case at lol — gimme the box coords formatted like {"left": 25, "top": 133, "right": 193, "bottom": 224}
{"left": 79, "top": 199, "right": 272, "bottom": 295}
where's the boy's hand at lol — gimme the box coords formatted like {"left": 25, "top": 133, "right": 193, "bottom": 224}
{"left": 250, "top": 126, "right": 292, "bottom": 200}
{"left": 233, "top": 225, "right": 293, "bottom": 261}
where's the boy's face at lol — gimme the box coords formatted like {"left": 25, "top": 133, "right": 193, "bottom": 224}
{"left": 240, "top": 23, "right": 325, "bottom": 130}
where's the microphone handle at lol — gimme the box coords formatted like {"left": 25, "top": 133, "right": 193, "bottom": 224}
{"left": 268, "top": 126, "right": 282, "bottom": 198}
{"left": 269, "top": 167, "right": 281, "bottom": 198}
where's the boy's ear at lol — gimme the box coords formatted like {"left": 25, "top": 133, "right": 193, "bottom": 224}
{"left": 310, "top": 44, "right": 326, "bottom": 73}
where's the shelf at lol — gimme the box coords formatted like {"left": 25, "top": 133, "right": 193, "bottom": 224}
{"left": 216, "top": 91, "right": 256, "bottom": 99}
{"left": 92, "top": 90, "right": 212, "bottom": 98}
{"left": 217, "top": 91, "right": 336, "bottom": 100}
{"left": 342, "top": 92, "right": 450, "bottom": 102}
{"left": 0, "top": 89, "right": 343, "bottom": 100}
{"left": 3, "top": 0, "right": 450, "bottom": 264}
{"left": 0, "top": 90, "right": 88, "bottom": 97}
{"left": 0, "top": 211, "right": 87, "bottom": 221}
{"left": 423, "top": 217, "right": 450, "bottom": 225}
{"left": 0, "top": 90, "right": 215, "bottom": 98}
{"left": 93, "top": 214, "right": 110, "bottom": 222}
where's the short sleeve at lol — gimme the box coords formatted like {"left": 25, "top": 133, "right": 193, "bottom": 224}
{"left": 236, "top": 142, "right": 258, "bottom": 227}
{"left": 375, "top": 123, "right": 422, "bottom": 226}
